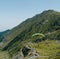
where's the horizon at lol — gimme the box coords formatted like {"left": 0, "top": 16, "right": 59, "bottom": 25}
{"left": 0, "top": 0, "right": 60, "bottom": 31}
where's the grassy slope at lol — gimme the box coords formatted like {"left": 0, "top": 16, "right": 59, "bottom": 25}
{"left": 0, "top": 40, "right": 59, "bottom": 59}
{"left": 26, "top": 40, "right": 60, "bottom": 59}
{"left": 0, "top": 51, "right": 10, "bottom": 59}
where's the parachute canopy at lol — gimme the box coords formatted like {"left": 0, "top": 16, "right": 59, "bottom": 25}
{"left": 32, "top": 33, "right": 45, "bottom": 37}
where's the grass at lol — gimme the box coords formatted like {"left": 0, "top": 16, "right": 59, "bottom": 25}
{"left": 0, "top": 51, "right": 11, "bottom": 59}
{"left": 0, "top": 40, "right": 60, "bottom": 59}
{"left": 27, "top": 40, "right": 60, "bottom": 59}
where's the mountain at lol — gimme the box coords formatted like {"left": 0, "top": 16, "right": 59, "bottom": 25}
{"left": 0, "top": 30, "right": 10, "bottom": 36}
{"left": 0, "top": 30, "right": 10, "bottom": 42}
{"left": 2, "top": 10, "right": 60, "bottom": 42}
{"left": 1, "top": 10, "right": 60, "bottom": 59}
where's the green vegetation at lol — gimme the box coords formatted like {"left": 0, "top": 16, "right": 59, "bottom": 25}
{"left": 0, "top": 51, "right": 11, "bottom": 59}
{"left": 2, "top": 10, "right": 60, "bottom": 47}
{"left": 24, "top": 40, "right": 60, "bottom": 59}
{"left": 0, "top": 10, "right": 60, "bottom": 59}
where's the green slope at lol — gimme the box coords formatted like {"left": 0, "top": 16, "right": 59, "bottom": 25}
{"left": 27, "top": 40, "right": 60, "bottom": 59}
{"left": 1, "top": 10, "right": 60, "bottom": 59}
{"left": 3, "top": 10, "right": 60, "bottom": 42}
{"left": 0, "top": 51, "right": 10, "bottom": 59}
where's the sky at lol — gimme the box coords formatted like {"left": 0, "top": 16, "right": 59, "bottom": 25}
{"left": 0, "top": 0, "right": 60, "bottom": 31}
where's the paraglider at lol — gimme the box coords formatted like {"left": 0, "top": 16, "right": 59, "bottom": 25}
{"left": 32, "top": 33, "right": 45, "bottom": 42}
{"left": 32, "top": 33, "right": 45, "bottom": 38}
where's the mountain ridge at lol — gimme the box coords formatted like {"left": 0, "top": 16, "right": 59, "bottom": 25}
{"left": 1, "top": 10, "right": 60, "bottom": 59}
{"left": 0, "top": 30, "right": 10, "bottom": 42}
{"left": 3, "top": 10, "right": 60, "bottom": 42}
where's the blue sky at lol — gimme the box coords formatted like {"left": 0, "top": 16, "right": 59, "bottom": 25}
{"left": 0, "top": 0, "right": 60, "bottom": 31}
